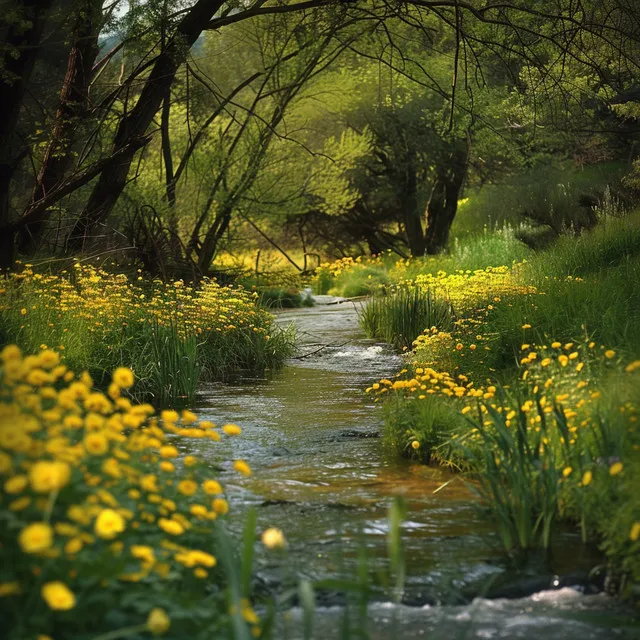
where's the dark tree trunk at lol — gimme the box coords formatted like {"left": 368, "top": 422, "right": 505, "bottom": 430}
{"left": 197, "top": 205, "right": 232, "bottom": 273}
{"left": 401, "top": 156, "right": 426, "bottom": 256}
{"left": 66, "top": 0, "right": 225, "bottom": 253}
{"left": 425, "top": 139, "right": 469, "bottom": 254}
{"left": 160, "top": 90, "right": 181, "bottom": 260}
{"left": 19, "top": 0, "right": 101, "bottom": 254}
{"left": 0, "top": 0, "right": 55, "bottom": 268}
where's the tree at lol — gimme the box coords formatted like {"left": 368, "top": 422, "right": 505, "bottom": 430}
{"left": 2, "top": 0, "right": 640, "bottom": 270}
{"left": 0, "top": 0, "right": 56, "bottom": 266}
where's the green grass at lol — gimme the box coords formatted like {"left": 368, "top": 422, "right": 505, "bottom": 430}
{"left": 0, "top": 266, "right": 296, "bottom": 406}
{"left": 371, "top": 210, "right": 640, "bottom": 587}
{"left": 381, "top": 393, "right": 466, "bottom": 464}
{"left": 315, "top": 226, "right": 533, "bottom": 299}
{"left": 451, "top": 160, "right": 627, "bottom": 238}
{"left": 257, "top": 287, "right": 314, "bottom": 309}
{"left": 480, "top": 215, "right": 640, "bottom": 377}
{"left": 359, "top": 285, "right": 454, "bottom": 350}
{"left": 460, "top": 398, "right": 563, "bottom": 552}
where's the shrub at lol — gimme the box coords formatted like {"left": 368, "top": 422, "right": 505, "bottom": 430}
{"left": 0, "top": 263, "right": 295, "bottom": 405}
{"left": 257, "top": 288, "right": 314, "bottom": 309}
{"left": 0, "top": 345, "right": 261, "bottom": 639}
{"left": 359, "top": 286, "right": 453, "bottom": 350}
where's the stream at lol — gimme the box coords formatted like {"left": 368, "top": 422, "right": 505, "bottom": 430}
{"left": 194, "top": 298, "right": 638, "bottom": 639}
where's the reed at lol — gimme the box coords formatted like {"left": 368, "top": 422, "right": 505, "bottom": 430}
{"left": 359, "top": 285, "right": 453, "bottom": 350}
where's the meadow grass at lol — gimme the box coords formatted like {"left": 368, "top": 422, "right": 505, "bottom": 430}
{"left": 0, "top": 263, "right": 295, "bottom": 406}
{"left": 359, "top": 286, "right": 454, "bottom": 350}
{"left": 312, "top": 225, "right": 532, "bottom": 299}
{"left": 450, "top": 160, "right": 627, "bottom": 238}
{"left": 351, "top": 211, "right": 640, "bottom": 593}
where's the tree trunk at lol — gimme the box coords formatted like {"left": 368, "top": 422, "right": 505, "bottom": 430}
{"left": 196, "top": 204, "right": 232, "bottom": 273}
{"left": 19, "top": 0, "right": 101, "bottom": 254}
{"left": 160, "top": 89, "right": 182, "bottom": 260}
{"left": 401, "top": 157, "right": 426, "bottom": 256}
{"left": 66, "top": 0, "right": 225, "bottom": 253}
{"left": 0, "top": 0, "right": 55, "bottom": 269}
{"left": 425, "top": 139, "right": 469, "bottom": 254}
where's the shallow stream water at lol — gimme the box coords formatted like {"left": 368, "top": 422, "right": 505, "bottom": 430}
{"left": 194, "top": 299, "right": 638, "bottom": 639}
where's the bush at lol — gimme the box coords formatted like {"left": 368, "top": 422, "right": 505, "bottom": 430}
{"left": 257, "top": 288, "right": 314, "bottom": 309}
{"left": 0, "top": 345, "right": 262, "bottom": 639}
{"left": 0, "top": 263, "right": 295, "bottom": 406}
{"left": 359, "top": 286, "right": 454, "bottom": 350}
{"left": 451, "top": 160, "right": 627, "bottom": 238}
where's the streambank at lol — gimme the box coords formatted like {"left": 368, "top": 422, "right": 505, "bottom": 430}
{"left": 192, "top": 299, "right": 637, "bottom": 638}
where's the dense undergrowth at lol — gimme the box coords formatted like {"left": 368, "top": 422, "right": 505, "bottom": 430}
{"left": 313, "top": 224, "right": 533, "bottom": 298}
{"left": 0, "top": 348, "right": 265, "bottom": 639}
{"left": 320, "top": 212, "right": 640, "bottom": 596}
{"left": 0, "top": 263, "right": 295, "bottom": 406}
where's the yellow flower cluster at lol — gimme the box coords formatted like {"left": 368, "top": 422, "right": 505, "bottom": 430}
{"left": 370, "top": 338, "right": 638, "bottom": 449}
{"left": 0, "top": 261, "right": 272, "bottom": 349}
{"left": 316, "top": 255, "right": 377, "bottom": 278}
{"left": 413, "top": 264, "right": 538, "bottom": 312}
{"left": 0, "top": 345, "right": 257, "bottom": 635}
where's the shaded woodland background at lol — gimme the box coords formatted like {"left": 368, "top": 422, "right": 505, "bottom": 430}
{"left": 2, "top": 0, "right": 640, "bottom": 279}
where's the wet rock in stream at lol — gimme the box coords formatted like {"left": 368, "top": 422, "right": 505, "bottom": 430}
{"left": 334, "top": 428, "right": 381, "bottom": 439}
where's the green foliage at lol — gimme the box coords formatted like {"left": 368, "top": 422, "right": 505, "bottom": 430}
{"left": 453, "top": 161, "right": 627, "bottom": 240}
{"left": 359, "top": 286, "right": 453, "bottom": 350}
{"left": 460, "top": 398, "right": 561, "bottom": 551}
{"left": 0, "top": 264, "right": 295, "bottom": 406}
{"left": 483, "top": 215, "right": 640, "bottom": 375}
{"left": 369, "top": 210, "right": 640, "bottom": 583}
{"left": 257, "top": 288, "right": 314, "bottom": 309}
{"left": 381, "top": 393, "right": 464, "bottom": 464}
{"left": 116, "top": 320, "right": 201, "bottom": 408}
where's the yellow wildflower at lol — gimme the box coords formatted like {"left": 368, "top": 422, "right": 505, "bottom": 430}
{"left": 161, "top": 410, "right": 179, "bottom": 423}
{"left": 28, "top": 460, "right": 70, "bottom": 493}
{"left": 0, "top": 451, "right": 12, "bottom": 474}
{"left": 84, "top": 432, "right": 109, "bottom": 456}
{"left": 112, "top": 367, "right": 134, "bottom": 389}
{"left": 177, "top": 479, "right": 198, "bottom": 496}
{"left": 94, "top": 508, "right": 126, "bottom": 539}
{"left": 212, "top": 498, "right": 229, "bottom": 515}
{"left": 159, "top": 445, "right": 179, "bottom": 459}
{"left": 625, "top": 360, "right": 640, "bottom": 373}
{"left": 41, "top": 582, "right": 76, "bottom": 610}
{"left": 19, "top": 522, "right": 53, "bottom": 553}
{"left": 147, "top": 608, "right": 171, "bottom": 635}
{"left": 233, "top": 460, "right": 251, "bottom": 476}
{"left": 609, "top": 462, "right": 623, "bottom": 475}
{"left": 222, "top": 424, "right": 242, "bottom": 436}
{"left": 202, "top": 480, "right": 223, "bottom": 495}
{"left": 4, "top": 474, "right": 28, "bottom": 494}
{"left": 261, "top": 527, "right": 286, "bottom": 549}
{"left": 158, "top": 518, "right": 184, "bottom": 536}
{"left": 181, "top": 410, "right": 198, "bottom": 424}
